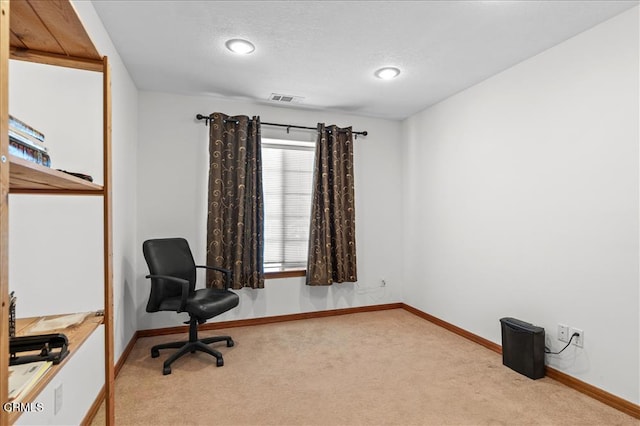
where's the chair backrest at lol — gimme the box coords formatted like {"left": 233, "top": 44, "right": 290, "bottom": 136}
{"left": 142, "top": 238, "right": 197, "bottom": 312}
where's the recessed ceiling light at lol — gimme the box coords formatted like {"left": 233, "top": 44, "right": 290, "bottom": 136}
{"left": 225, "top": 38, "right": 255, "bottom": 55}
{"left": 374, "top": 67, "right": 401, "bottom": 80}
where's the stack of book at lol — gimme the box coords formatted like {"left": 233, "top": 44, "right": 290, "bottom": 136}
{"left": 8, "top": 115, "right": 51, "bottom": 167}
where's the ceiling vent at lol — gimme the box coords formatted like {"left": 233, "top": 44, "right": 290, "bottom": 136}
{"left": 268, "top": 93, "right": 304, "bottom": 103}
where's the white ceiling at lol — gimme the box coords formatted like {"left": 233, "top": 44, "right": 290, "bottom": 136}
{"left": 91, "top": 0, "right": 638, "bottom": 121}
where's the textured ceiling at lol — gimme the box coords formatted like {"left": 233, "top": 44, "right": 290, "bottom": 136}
{"left": 91, "top": 1, "right": 638, "bottom": 120}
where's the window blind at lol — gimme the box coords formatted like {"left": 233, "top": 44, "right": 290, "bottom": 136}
{"left": 262, "top": 139, "right": 315, "bottom": 271}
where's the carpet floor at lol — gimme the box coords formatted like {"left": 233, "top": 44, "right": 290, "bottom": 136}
{"left": 93, "top": 309, "right": 636, "bottom": 425}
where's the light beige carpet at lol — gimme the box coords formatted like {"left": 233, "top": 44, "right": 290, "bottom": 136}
{"left": 93, "top": 309, "right": 636, "bottom": 425}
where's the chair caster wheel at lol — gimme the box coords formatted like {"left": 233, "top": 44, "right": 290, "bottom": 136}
{"left": 151, "top": 349, "right": 159, "bottom": 358}
{"left": 163, "top": 366, "right": 171, "bottom": 375}
{"left": 216, "top": 358, "right": 224, "bottom": 367}
{"left": 227, "top": 339, "right": 234, "bottom": 347}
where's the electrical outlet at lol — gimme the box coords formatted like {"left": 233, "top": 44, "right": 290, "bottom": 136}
{"left": 557, "top": 324, "right": 569, "bottom": 343}
{"left": 54, "top": 383, "right": 63, "bottom": 415}
{"left": 570, "top": 327, "right": 584, "bottom": 348}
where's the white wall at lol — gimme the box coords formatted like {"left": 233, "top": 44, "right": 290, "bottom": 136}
{"left": 7, "top": 1, "right": 139, "bottom": 422}
{"left": 402, "top": 7, "right": 639, "bottom": 404}
{"left": 136, "top": 92, "right": 403, "bottom": 330}
{"left": 74, "top": 0, "right": 140, "bottom": 369}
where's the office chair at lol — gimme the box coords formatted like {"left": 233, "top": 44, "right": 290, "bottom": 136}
{"left": 142, "top": 238, "right": 240, "bottom": 375}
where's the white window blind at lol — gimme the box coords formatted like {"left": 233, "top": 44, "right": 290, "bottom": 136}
{"left": 261, "top": 138, "right": 315, "bottom": 271}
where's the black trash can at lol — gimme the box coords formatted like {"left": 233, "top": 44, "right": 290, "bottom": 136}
{"left": 499, "top": 317, "right": 545, "bottom": 379}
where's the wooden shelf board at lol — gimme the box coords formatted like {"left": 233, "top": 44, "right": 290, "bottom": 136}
{"left": 9, "top": 0, "right": 101, "bottom": 61}
{"left": 10, "top": 47, "right": 104, "bottom": 72}
{"left": 9, "top": 312, "right": 103, "bottom": 424}
{"left": 9, "top": 155, "right": 103, "bottom": 192}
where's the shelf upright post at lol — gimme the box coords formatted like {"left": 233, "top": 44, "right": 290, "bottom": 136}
{"left": 0, "top": 1, "right": 9, "bottom": 425}
{"left": 102, "top": 55, "right": 114, "bottom": 426}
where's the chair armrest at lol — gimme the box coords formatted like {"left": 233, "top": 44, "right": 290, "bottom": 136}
{"left": 196, "top": 265, "right": 233, "bottom": 290}
{"left": 145, "top": 274, "right": 189, "bottom": 312}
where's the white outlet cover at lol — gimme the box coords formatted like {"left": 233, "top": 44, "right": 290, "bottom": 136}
{"left": 557, "top": 324, "right": 569, "bottom": 343}
{"left": 570, "top": 328, "right": 584, "bottom": 348}
{"left": 54, "top": 384, "right": 63, "bottom": 415}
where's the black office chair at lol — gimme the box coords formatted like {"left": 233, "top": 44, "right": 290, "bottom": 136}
{"left": 142, "top": 238, "right": 239, "bottom": 375}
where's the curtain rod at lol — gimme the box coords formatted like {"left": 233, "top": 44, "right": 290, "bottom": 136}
{"left": 195, "top": 114, "right": 368, "bottom": 137}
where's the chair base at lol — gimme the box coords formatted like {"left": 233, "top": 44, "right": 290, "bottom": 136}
{"left": 151, "top": 317, "right": 234, "bottom": 375}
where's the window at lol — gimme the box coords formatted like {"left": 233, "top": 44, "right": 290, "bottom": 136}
{"left": 261, "top": 138, "right": 315, "bottom": 273}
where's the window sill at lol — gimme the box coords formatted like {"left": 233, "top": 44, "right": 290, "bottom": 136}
{"left": 264, "top": 269, "right": 306, "bottom": 279}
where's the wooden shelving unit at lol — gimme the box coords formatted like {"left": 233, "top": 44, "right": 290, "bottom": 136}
{"left": 0, "top": 1, "right": 114, "bottom": 424}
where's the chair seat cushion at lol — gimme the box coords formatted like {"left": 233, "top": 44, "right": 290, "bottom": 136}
{"left": 158, "top": 289, "right": 239, "bottom": 320}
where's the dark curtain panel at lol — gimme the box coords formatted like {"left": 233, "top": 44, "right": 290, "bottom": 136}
{"left": 206, "top": 112, "right": 265, "bottom": 289}
{"left": 306, "top": 124, "right": 358, "bottom": 286}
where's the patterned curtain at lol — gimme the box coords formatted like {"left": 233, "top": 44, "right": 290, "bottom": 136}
{"left": 306, "top": 124, "right": 358, "bottom": 286}
{"left": 206, "top": 112, "right": 264, "bottom": 289}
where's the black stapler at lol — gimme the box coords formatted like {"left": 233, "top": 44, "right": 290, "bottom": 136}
{"left": 9, "top": 333, "right": 69, "bottom": 366}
